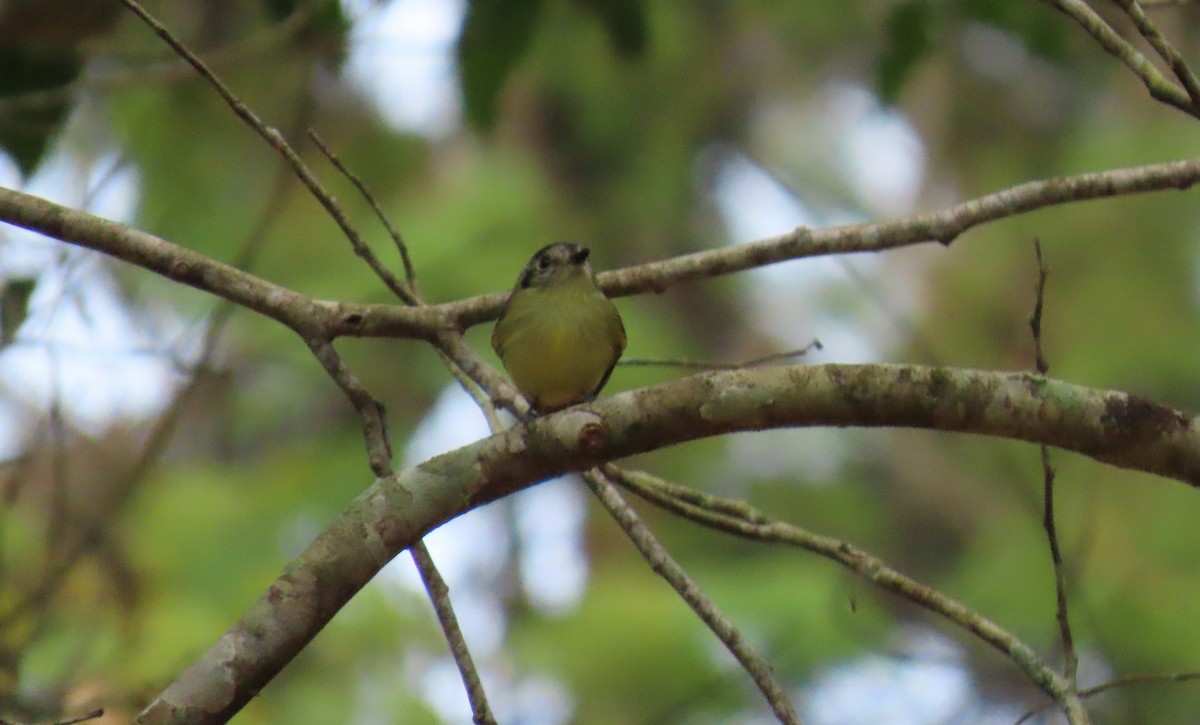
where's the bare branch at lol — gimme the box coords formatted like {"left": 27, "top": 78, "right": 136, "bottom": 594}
{"left": 110, "top": 6, "right": 501, "bottom": 713}
{"left": 134, "top": 362, "right": 1200, "bottom": 722}
{"left": 1029, "top": 240, "right": 1050, "bottom": 376}
{"left": 410, "top": 542, "right": 497, "bottom": 725}
{"left": 1037, "top": 0, "right": 1198, "bottom": 116}
{"left": 6, "top": 156, "right": 1200, "bottom": 340}
{"left": 304, "top": 338, "right": 392, "bottom": 474}
{"left": 592, "top": 155, "right": 1200, "bottom": 298}
{"left": 1115, "top": 0, "right": 1200, "bottom": 108}
{"left": 1017, "top": 670, "right": 1200, "bottom": 723}
{"left": 0, "top": 707, "right": 105, "bottom": 725}
{"left": 308, "top": 130, "right": 421, "bottom": 300}
{"left": 605, "top": 465, "right": 1077, "bottom": 706}
{"left": 115, "top": 0, "right": 421, "bottom": 307}
{"left": 1027, "top": 241, "right": 1087, "bottom": 723}
{"left": 621, "top": 339, "right": 823, "bottom": 370}
{"left": 584, "top": 469, "right": 801, "bottom": 724}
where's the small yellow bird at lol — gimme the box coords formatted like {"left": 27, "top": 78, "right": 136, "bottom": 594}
{"left": 492, "top": 242, "right": 626, "bottom": 412}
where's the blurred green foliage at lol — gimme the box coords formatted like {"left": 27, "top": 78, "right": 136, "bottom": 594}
{"left": 457, "top": 0, "right": 544, "bottom": 129}
{"left": 2, "top": 0, "right": 1200, "bottom": 723}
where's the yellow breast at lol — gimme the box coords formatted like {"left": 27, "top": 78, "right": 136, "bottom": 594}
{"left": 492, "top": 277, "right": 625, "bottom": 411}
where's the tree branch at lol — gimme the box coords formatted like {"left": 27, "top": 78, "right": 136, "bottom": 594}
{"left": 307, "top": 130, "right": 421, "bottom": 300}
{"left": 409, "top": 541, "right": 497, "bottom": 725}
{"left": 109, "top": 0, "right": 428, "bottom": 310}
{"left": 1027, "top": 241, "right": 1087, "bottom": 723}
{"left": 134, "top": 362, "right": 1200, "bottom": 723}
{"left": 1115, "top": 0, "right": 1200, "bottom": 109}
{"left": 1037, "top": 0, "right": 1199, "bottom": 117}
{"left": 584, "top": 469, "right": 801, "bottom": 724}
{"left": 604, "top": 464, "right": 1079, "bottom": 709}
{"left": 5, "top": 156, "right": 1200, "bottom": 339}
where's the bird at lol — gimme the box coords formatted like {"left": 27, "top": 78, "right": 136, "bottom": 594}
{"left": 491, "top": 242, "right": 626, "bottom": 413}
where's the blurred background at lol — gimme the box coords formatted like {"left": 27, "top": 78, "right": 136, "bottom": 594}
{"left": 1, "top": 0, "right": 1200, "bottom": 722}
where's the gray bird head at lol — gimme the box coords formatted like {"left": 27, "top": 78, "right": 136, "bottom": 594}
{"left": 516, "top": 242, "right": 594, "bottom": 290}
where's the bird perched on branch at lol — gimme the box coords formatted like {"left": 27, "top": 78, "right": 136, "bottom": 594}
{"left": 492, "top": 242, "right": 626, "bottom": 413}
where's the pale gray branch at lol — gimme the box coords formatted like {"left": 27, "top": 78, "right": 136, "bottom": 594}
{"left": 1117, "top": 0, "right": 1200, "bottom": 108}
{"left": 135, "top": 362, "right": 1200, "bottom": 723}
{"left": 4, "top": 156, "right": 1200, "bottom": 339}
{"left": 584, "top": 469, "right": 801, "bottom": 724}
{"left": 1037, "top": 0, "right": 1198, "bottom": 116}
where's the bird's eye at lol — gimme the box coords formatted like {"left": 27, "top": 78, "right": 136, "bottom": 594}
{"left": 537, "top": 255, "right": 552, "bottom": 270}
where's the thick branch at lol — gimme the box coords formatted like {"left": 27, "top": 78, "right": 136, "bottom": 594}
{"left": 0, "top": 185, "right": 445, "bottom": 339}
{"left": 5, "top": 156, "right": 1200, "bottom": 337}
{"left": 135, "top": 363, "right": 1200, "bottom": 723}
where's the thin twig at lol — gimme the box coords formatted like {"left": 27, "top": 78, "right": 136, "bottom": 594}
{"left": 0, "top": 709, "right": 105, "bottom": 725}
{"left": 435, "top": 331, "right": 531, "bottom": 418}
{"left": 739, "top": 145, "right": 945, "bottom": 362}
{"left": 302, "top": 128, "right": 505, "bottom": 723}
{"left": 583, "top": 469, "right": 802, "bottom": 725}
{"left": 1038, "top": 0, "right": 1198, "bottom": 117}
{"left": 1029, "top": 240, "right": 1050, "bottom": 376}
{"left": 0, "top": 145, "right": 300, "bottom": 631}
{"left": 1039, "top": 445, "right": 1087, "bottom": 723}
{"left": 301, "top": 129, "right": 513, "bottom": 421}
{"left": 55, "top": 711, "right": 105, "bottom": 725}
{"left": 306, "top": 332, "right": 500, "bottom": 721}
{"left": 410, "top": 542, "right": 498, "bottom": 725}
{"left": 302, "top": 126, "right": 520, "bottom": 428}
{"left": 1116, "top": 0, "right": 1200, "bottom": 108}
{"left": 1016, "top": 670, "right": 1200, "bottom": 723}
{"left": 441, "top": 349, "right": 506, "bottom": 431}
{"left": 114, "top": 4, "right": 496, "bottom": 716}
{"left": 0, "top": 0, "right": 321, "bottom": 116}
{"left": 429, "top": 353, "right": 507, "bottom": 724}
{"left": 305, "top": 130, "right": 514, "bottom": 424}
{"left": 621, "top": 340, "right": 823, "bottom": 370}
{"left": 308, "top": 130, "right": 421, "bottom": 299}
{"left": 604, "top": 465, "right": 1078, "bottom": 706}
{"left": 114, "top": 0, "right": 420, "bottom": 307}
{"left": 1029, "top": 240, "right": 1086, "bottom": 723}
{"left": 116, "top": 5, "right": 493, "bottom": 716}
{"left": 304, "top": 338, "right": 392, "bottom": 474}
{"left": 304, "top": 333, "right": 497, "bottom": 721}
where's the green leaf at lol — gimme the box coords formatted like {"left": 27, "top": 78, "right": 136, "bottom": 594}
{"left": 0, "top": 47, "right": 81, "bottom": 176}
{"left": 573, "top": 0, "right": 648, "bottom": 58}
{"left": 0, "top": 277, "right": 35, "bottom": 348}
{"left": 961, "top": 0, "right": 1068, "bottom": 61}
{"left": 456, "top": 0, "right": 544, "bottom": 129}
{"left": 264, "top": 0, "right": 301, "bottom": 21}
{"left": 272, "top": 0, "right": 350, "bottom": 65}
{"left": 875, "top": 0, "right": 935, "bottom": 105}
